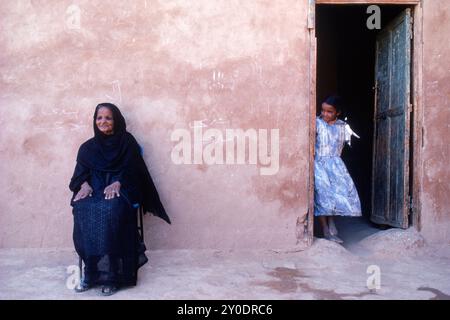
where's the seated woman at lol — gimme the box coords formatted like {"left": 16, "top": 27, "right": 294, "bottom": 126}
{"left": 69, "top": 103, "right": 170, "bottom": 296}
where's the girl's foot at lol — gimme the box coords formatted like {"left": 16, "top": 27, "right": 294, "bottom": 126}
{"left": 324, "top": 233, "right": 344, "bottom": 244}
{"left": 328, "top": 218, "right": 338, "bottom": 236}
{"left": 329, "top": 235, "right": 344, "bottom": 244}
{"left": 100, "top": 285, "right": 119, "bottom": 296}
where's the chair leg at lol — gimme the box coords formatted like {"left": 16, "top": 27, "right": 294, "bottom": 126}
{"left": 139, "top": 206, "right": 144, "bottom": 242}
{"left": 78, "top": 256, "right": 83, "bottom": 281}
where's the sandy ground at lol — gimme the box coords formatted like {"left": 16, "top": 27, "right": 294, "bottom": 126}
{"left": 0, "top": 227, "right": 449, "bottom": 300}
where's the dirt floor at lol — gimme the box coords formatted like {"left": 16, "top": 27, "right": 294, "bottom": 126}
{"left": 0, "top": 227, "right": 449, "bottom": 300}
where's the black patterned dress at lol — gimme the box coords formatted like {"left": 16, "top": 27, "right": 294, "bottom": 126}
{"left": 71, "top": 165, "right": 147, "bottom": 287}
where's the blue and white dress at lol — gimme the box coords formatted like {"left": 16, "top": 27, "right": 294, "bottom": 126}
{"left": 314, "top": 117, "right": 362, "bottom": 217}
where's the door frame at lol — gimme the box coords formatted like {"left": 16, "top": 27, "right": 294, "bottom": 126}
{"left": 307, "top": 0, "right": 424, "bottom": 241}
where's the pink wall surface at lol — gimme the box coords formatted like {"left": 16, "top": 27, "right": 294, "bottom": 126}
{"left": 0, "top": 0, "right": 311, "bottom": 249}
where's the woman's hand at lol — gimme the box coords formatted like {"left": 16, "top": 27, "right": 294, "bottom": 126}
{"left": 104, "top": 181, "right": 121, "bottom": 200}
{"left": 73, "top": 182, "right": 93, "bottom": 202}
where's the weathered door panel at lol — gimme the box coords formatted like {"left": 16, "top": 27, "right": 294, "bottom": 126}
{"left": 371, "top": 9, "right": 412, "bottom": 228}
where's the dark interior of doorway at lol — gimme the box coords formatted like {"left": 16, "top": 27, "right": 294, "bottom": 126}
{"left": 314, "top": 4, "right": 412, "bottom": 247}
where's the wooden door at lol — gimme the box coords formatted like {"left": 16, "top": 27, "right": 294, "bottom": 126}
{"left": 371, "top": 9, "right": 412, "bottom": 228}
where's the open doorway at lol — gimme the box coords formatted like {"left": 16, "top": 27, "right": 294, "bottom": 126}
{"left": 314, "top": 4, "right": 415, "bottom": 247}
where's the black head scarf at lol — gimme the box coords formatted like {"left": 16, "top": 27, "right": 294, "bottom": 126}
{"left": 79, "top": 103, "right": 131, "bottom": 171}
{"left": 70, "top": 103, "right": 171, "bottom": 224}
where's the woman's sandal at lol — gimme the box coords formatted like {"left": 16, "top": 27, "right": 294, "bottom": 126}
{"left": 101, "top": 285, "right": 119, "bottom": 296}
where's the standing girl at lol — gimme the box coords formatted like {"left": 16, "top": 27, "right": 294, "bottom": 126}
{"left": 314, "top": 95, "right": 361, "bottom": 243}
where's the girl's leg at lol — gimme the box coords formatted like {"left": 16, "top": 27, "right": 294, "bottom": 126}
{"left": 327, "top": 217, "right": 343, "bottom": 243}
{"left": 328, "top": 216, "right": 338, "bottom": 236}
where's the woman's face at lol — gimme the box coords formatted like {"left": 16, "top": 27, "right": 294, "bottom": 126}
{"left": 321, "top": 102, "right": 340, "bottom": 124}
{"left": 96, "top": 107, "right": 114, "bottom": 135}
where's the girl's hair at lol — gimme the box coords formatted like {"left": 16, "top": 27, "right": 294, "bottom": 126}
{"left": 323, "top": 95, "right": 344, "bottom": 114}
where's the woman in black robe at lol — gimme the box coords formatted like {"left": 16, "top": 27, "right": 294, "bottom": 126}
{"left": 69, "top": 103, "right": 170, "bottom": 296}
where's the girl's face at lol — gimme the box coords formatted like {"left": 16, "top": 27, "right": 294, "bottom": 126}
{"left": 96, "top": 107, "right": 114, "bottom": 135}
{"left": 321, "top": 102, "right": 340, "bottom": 124}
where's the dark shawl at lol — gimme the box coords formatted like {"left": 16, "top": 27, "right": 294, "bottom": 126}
{"left": 69, "top": 103, "right": 171, "bottom": 224}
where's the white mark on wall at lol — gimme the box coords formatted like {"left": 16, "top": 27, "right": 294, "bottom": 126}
{"left": 105, "top": 80, "right": 122, "bottom": 103}
{"left": 40, "top": 108, "right": 79, "bottom": 117}
{"left": 276, "top": 97, "right": 283, "bottom": 128}
{"left": 209, "top": 118, "right": 229, "bottom": 127}
{"left": 210, "top": 70, "right": 225, "bottom": 90}
{"left": 252, "top": 58, "right": 263, "bottom": 83}
{"left": 189, "top": 119, "right": 208, "bottom": 129}
{"left": 62, "top": 110, "right": 80, "bottom": 115}
{"left": 65, "top": 4, "right": 81, "bottom": 30}
{"left": 33, "top": 107, "right": 86, "bottom": 131}
{"left": 208, "top": 69, "right": 239, "bottom": 91}
{"left": 159, "top": 20, "right": 172, "bottom": 46}
{"left": 188, "top": 119, "right": 234, "bottom": 142}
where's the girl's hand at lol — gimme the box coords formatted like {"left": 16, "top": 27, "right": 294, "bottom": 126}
{"left": 73, "top": 182, "right": 93, "bottom": 202}
{"left": 104, "top": 181, "right": 121, "bottom": 200}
